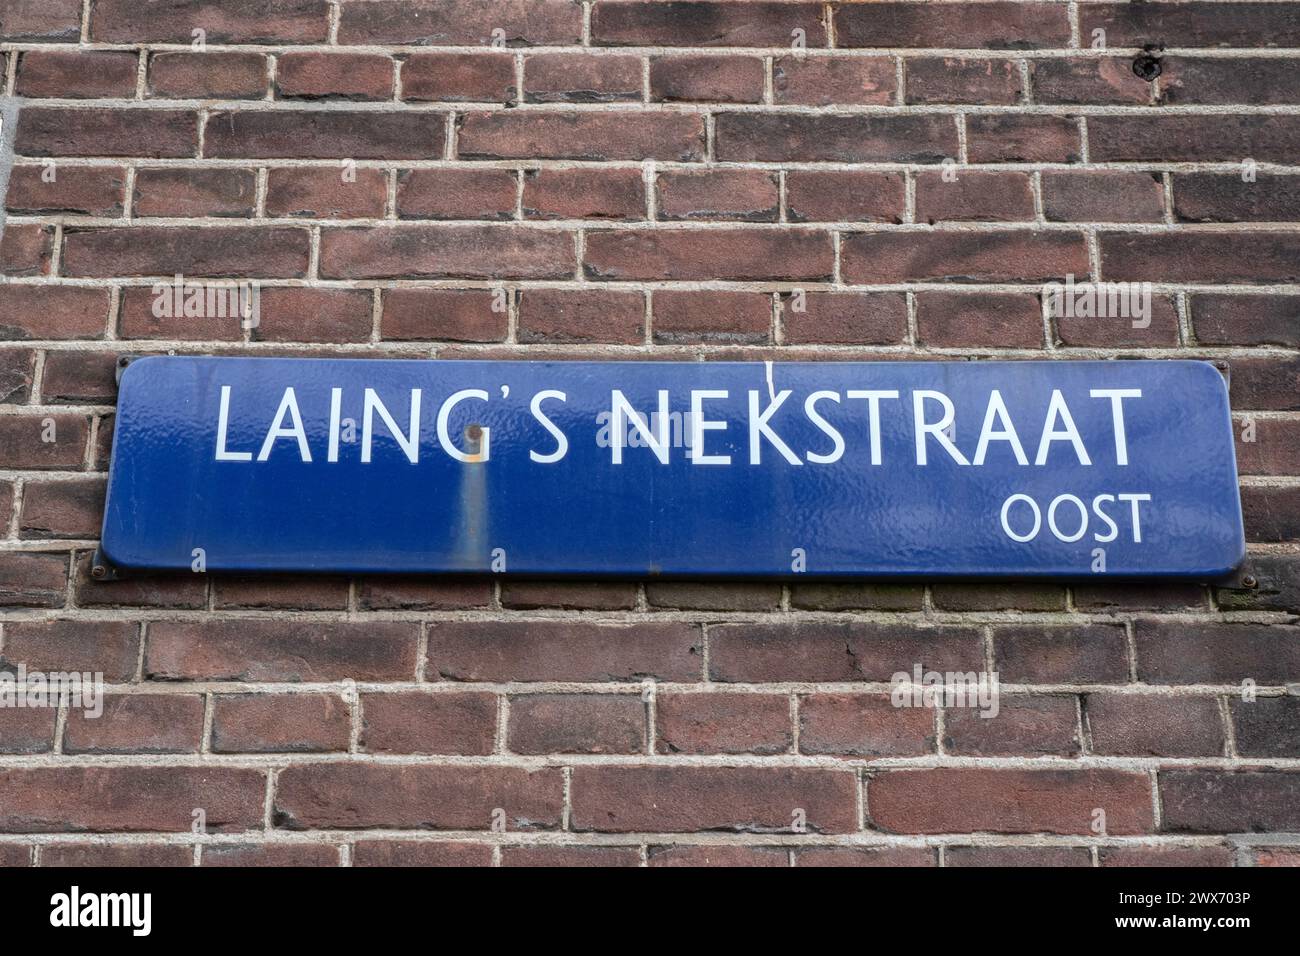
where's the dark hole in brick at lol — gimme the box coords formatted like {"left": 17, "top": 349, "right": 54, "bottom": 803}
{"left": 1132, "top": 55, "right": 1162, "bottom": 82}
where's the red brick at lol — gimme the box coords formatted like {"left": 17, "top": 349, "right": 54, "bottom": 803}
{"left": 797, "top": 847, "right": 935, "bottom": 867}
{"left": 709, "top": 622, "right": 983, "bottom": 683}
{"left": 351, "top": 840, "right": 492, "bottom": 866}
{"left": 360, "top": 691, "right": 496, "bottom": 755}
{"left": 780, "top": 291, "right": 907, "bottom": 346}
{"left": 915, "top": 170, "right": 1034, "bottom": 223}
{"left": 1042, "top": 170, "right": 1165, "bottom": 223}
{"left": 571, "top": 767, "right": 857, "bottom": 833}
{"left": 503, "top": 846, "right": 641, "bottom": 867}
{"left": 0, "top": 287, "right": 109, "bottom": 340}
{"left": 652, "top": 290, "right": 772, "bottom": 344}
{"left": 63, "top": 226, "right": 310, "bottom": 278}
{"left": 593, "top": 2, "right": 827, "bottom": 47}
{"left": 402, "top": 53, "right": 515, "bottom": 103}
{"left": 0, "top": 415, "right": 87, "bottom": 469}
{"left": 870, "top": 768, "right": 1154, "bottom": 835}
{"left": 995, "top": 624, "right": 1130, "bottom": 684}
{"left": 41, "top": 844, "right": 192, "bottom": 867}
{"left": 655, "top": 692, "right": 790, "bottom": 755}
{"left": 916, "top": 291, "right": 1043, "bottom": 349}
{"left": 0, "top": 708, "right": 56, "bottom": 755}
{"left": 650, "top": 55, "right": 764, "bottom": 103}
{"left": 381, "top": 288, "right": 508, "bottom": 342}
{"left": 837, "top": 2, "right": 1069, "bottom": 48}
{"left": 253, "top": 288, "right": 374, "bottom": 343}
{"left": 146, "top": 620, "right": 419, "bottom": 682}
{"left": 651, "top": 845, "right": 789, "bottom": 867}
{"left": 64, "top": 695, "right": 205, "bottom": 754}
{"left": 0, "top": 767, "right": 265, "bottom": 832}
{"left": 524, "top": 167, "right": 645, "bottom": 220}
{"left": 277, "top": 52, "right": 393, "bottom": 100}
{"left": 773, "top": 55, "right": 896, "bottom": 106}
{"left": 500, "top": 580, "right": 640, "bottom": 609}
{"left": 1160, "top": 770, "right": 1300, "bottom": 833}
{"left": 133, "top": 168, "right": 258, "bottom": 218}
{"left": 1194, "top": 295, "right": 1300, "bottom": 347}
{"left": 429, "top": 621, "right": 702, "bottom": 682}
{"left": 657, "top": 169, "right": 778, "bottom": 222}
{"left": 2, "top": 620, "right": 139, "bottom": 680}
{"left": 1245, "top": 485, "right": 1300, "bottom": 540}
{"left": 790, "top": 583, "right": 924, "bottom": 611}
{"left": 946, "top": 846, "right": 1091, "bottom": 866}
{"left": 74, "top": 553, "right": 207, "bottom": 609}
{"left": 509, "top": 693, "right": 645, "bottom": 754}
{"left": 148, "top": 52, "right": 267, "bottom": 99}
{"left": 966, "top": 114, "right": 1081, "bottom": 163}
{"left": 785, "top": 170, "right": 903, "bottom": 224}
{"left": 202, "top": 844, "right": 338, "bottom": 866}
{"left": 1162, "top": 56, "right": 1300, "bottom": 105}
{"left": 322, "top": 225, "right": 573, "bottom": 280}
{"left": 907, "top": 57, "right": 1022, "bottom": 105}
{"left": 716, "top": 113, "right": 957, "bottom": 163}
{"left": 1081, "top": 3, "right": 1300, "bottom": 49}
{"left": 945, "top": 695, "right": 1080, "bottom": 757}
{"left": 524, "top": 53, "right": 642, "bottom": 103}
{"left": 459, "top": 111, "right": 706, "bottom": 162}
{"left": 1099, "top": 845, "right": 1234, "bottom": 867}
{"left": 212, "top": 693, "right": 351, "bottom": 753}
{"left": 395, "top": 167, "right": 514, "bottom": 221}
{"left": 1216, "top": 556, "right": 1300, "bottom": 613}
{"left": 0, "top": 0, "right": 82, "bottom": 41}
{"left": 1089, "top": 115, "right": 1300, "bottom": 163}
{"left": 644, "top": 581, "right": 781, "bottom": 611}
{"left": 19, "top": 477, "right": 103, "bottom": 539}
{"left": 357, "top": 576, "right": 492, "bottom": 610}
{"left": 1235, "top": 418, "right": 1300, "bottom": 475}
{"left": 117, "top": 285, "right": 244, "bottom": 342}
{"left": 1084, "top": 694, "right": 1228, "bottom": 758}
{"left": 1174, "top": 173, "right": 1300, "bottom": 223}
{"left": 843, "top": 232, "right": 1088, "bottom": 284}
{"left": 1, "top": 224, "right": 54, "bottom": 276}
{"left": 1232, "top": 696, "right": 1300, "bottom": 758}
{"left": 931, "top": 582, "right": 1066, "bottom": 611}
{"left": 339, "top": 0, "right": 583, "bottom": 46}
{"left": 1071, "top": 581, "right": 1205, "bottom": 611}
{"left": 5, "top": 165, "right": 126, "bottom": 217}
{"left": 1227, "top": 355, "right": 1300, "bottom": 410}
{"left": 92, "top": 0, "right": 330, "bottom": 43}
{"left": 33, "top": 351, "right": 119, "bottom": 405}
{"left": 15, "top": 107, "right": 193, "bottom": 159}
{"left": 265, "top": 167, "right": 387, "bottom": 219}
{"left": 587, "top": 229, "right": 832, "bottom": 282}
{"left": 17, "top": 51, "right": 139, "bottom": 98}
{"left": 0, "top": 480, "right": 12, "bottom": 529}
{"left": 274, "top": 764, "right": 564, "bottom": 830}
{"left": 1135, "top": 620, "right": 1300, "bottom": 685}
{"left": 517, "top": 289, "right": 644, "bottom": 344}
{"left": 800, "top": 693, "right": 934, "bottom": 757}
{"left": 1253, "top": 847, "right": 1300, "bottom": 867}
{"left": 1031, "top": 57, "right": 1153, "bottom": 105}
{"left": 205, "top": 110, "right": 444, "bottom": 159}
{"left": 0, "top": 551, "right": 69, "bottom": 608}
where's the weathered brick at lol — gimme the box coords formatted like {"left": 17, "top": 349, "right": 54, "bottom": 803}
{"left": 500, "top": 580, "right": 639, "bottom": 610}
{"left": 1242, "top": 485, "right": 1300, "bottom": 541}
{"left": 1042, "top": 170, "right": 1165, "bottom": 223}
{"left": 1031, "top": 57, "right": 1152, "bottom": 105}
{"left": 5, "top": 165, "right": 126, "bottom": 217}
{"left": 870, "top": 769, "right": 1154, "bottom": 835}
{"left": 277, "top": 52, "right": 394, "bottom": 100}
{"left": 1233, "top": 418, "right": 1300, "bottom": 476}
{"left": 655, "top": 692, "right": 791, "bottom": 755}
{"left": 459, "top": 112, "right": 706, "bottom": 162}
{"left": 213, "top": 574, "right": 350, "bottom": 610}
{"left": 1106, "top": 231, "right": 1300, "bottom": 283}
{"left": 657, "top": 169, "right": 778, "bottom": 222}
{"left": 587, "top": 229, "right": 832, "bottom": 282}
{"left": 339, "top": 0, "right": 582, "bottom": 46}
{"left": 212, "top": 693, "right": 351, "bottom": 753}
{"left": 1080, "top": 3, "right": 1300, "bottom": 48}
{"left": 651, "top": 290, "right": 772, "bottom": 344}
{"left": 74, "top": 552, "right": 206, "bottom": 608}
{"left": 322, "top": 225, "right": 573, "bottom": 280}
{"left": 351, "top": 840, "right": 492, "bottom": 866}
{"left": 931, "top": 582, "right": 1066, "bottom": 612}
{"left": 265, "top": 167, "right": 387, "bottom": 219}
{"left": 148, "top": 52, "right": 268, "bottom": 99}
{"left": 255, "top": 288, "right": 374, "bottom": 344}
{"left": 710, "top": 622, "right": 983, "bottom": 683}
{"left": 837, "top": 2, "right": 1069, "bottom": 49}
{"left": 205, "top": 110, "right": 444, "bottom": 159}
{"left": 360, "top": 691, "right": 496, "bottom": 754}
{"left": 0, "top": 349, "right": 38, "bottom": 404}
{"left": 146, "top": 620, "right": 419, "bottom": 682}
{"left": 19, "top": 477, "right": 104, "bottom": 539}
{"left": 1232, "top": 696, "right": 1300, "bottom": 758}
{"left": 652, "top": 845, "right": 789, "bottom": 866}
{"left": 780, "top": 291, "right": 908, "bottom": 346}
{"left": 1099, "top": 845, "right": 1234, "bottom": 867}
{"left": 63, "top": 226, "right": 310, "bottom": 278}
{"left": 571, "top": 767, "right": 857, "bottom": 833}
{"left": 356, "top": 576, "right": 492, "bottom": 610}
{"left": 994, "top": 624, "right": 1130, "bottom": 684}
{"left": 797, "top": 847, "right": 936, "bottom": 867}
{"left": 1174, "top": 173, "right": 1300, "bottom": 222}
{"left": 789, "top": 582, "right": 924, "bottom": 611}
{"left": 1071, "top": 581, "right": 1205, "bottom": 611}
{"left": 650, "top": 55, "right": 764, "bottom": 103}
{"left": 41, "top": 844, "right": 192, "bottom": 867}
{"left": 1194, "top": 295, "right": 1300, "bottom": 347}
{"left": 398, "top": 167, "right": 517, "bottom": 221}
{"left": 428, "top": 620, "right": 702, "bottom": 682}
{"left": 946, "top": 846, "right": 1091, "bottom": 867}
{"left": 0, "top": 767, "right": 265, "bottom": 832}
{"left": 773, "top": 55, "right": 896, "bottom": 106}
{"left": 593, "top": 2, "right": 826, "bottom": 47}
{"left": 915, "top": 292, "right": 1043, "bottom": 349}
{"left": 966, "top": 114, "right": 1081, "bottom": 163}
{"left": 1161, "top": 56, "right": 1300, "bottom": 105}
{"left": 503, "top": 845, "right": 641, "bottom": 867}
{"left": 133, "top": 168, "right": 258, "bottom": 218}
{"left": 517, "top": 289, "right": 644, "bottom": 344}
{"left": 1089, "top": 115, "right": 1300, "bottom": 163}
{"left": 523, "top": 167, "right": 644, "bottom": 220}
{"left": 1160, "top": 770, "right": 1300, "bottom": 833}
{"left": 800, "top": 693, "right": 935, "bottom": 757}
{"left": 785, "top": 170, "right": 903, "bottom": 224}
{"left": 1086, "top": 695, "right": 1225, "bottom": 757}
{"left": 92, "top": 0, "right": 330, "bottom": 43}
{"left": 64, "top": 694, "right": 205, "bottom": 754}
{"left": 0, "top": 0, "right": 83, "bottom": 41}
{"left": 0, "top": 708, "right": 56, "bottom": 755}
{"left": 1135, "top": 620, "right": 1300, "bottom": 685}
{"left": 906, "top": 57, "right": 1022, "bottom": 105}
{"left": 117, "top": 285, "right": 244, "bottom": 342}
{"left": 509, "top": 693, "right": 645, "bottom": 754}
{"left": 0, "top": 287, "right": 109, "bottom": 341}
{"left": 381, "top": 288, "right": 508, "bottom": 342}
{"left": 402, "top": 52, "right": 516, "bottom": 103}
{"left": 1216, "top": 554, "right": 1300, "bottom": 613}
{"left": 17, "top": 51, "right": 139, "bottom": 99}
{"left": 843, "top": 231, "right": 1088, "bottom": 284}
{"left": 715, "top": 113, "right": 957, "bottom": 163}
{"left": 524, "top": 53, "right": 642, "bottom": 103}
{"left": 645, "top": 581, "right": 782, "bottom": 611}
{"left": 0, "top": 551, "right": 68, "bottom": 608}
{"left": 944, "top": 695, "right": 1080, "bottom": 757}
{"left": 914, "top": 170, "right": 1035, "bottom": 223}
{"left": 274, "top": 764, "right": 564, "bottom": 830}
{"left": 202, "top": 844, "right": 339, "bottom": 867}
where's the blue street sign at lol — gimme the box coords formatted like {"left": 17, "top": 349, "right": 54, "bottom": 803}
{"left": 100, "top": 357, "right": 1244, "bottom": 580}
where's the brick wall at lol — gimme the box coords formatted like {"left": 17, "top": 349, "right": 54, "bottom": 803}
{"left": 0, "top": 0, "right": 1297, "bottom": 867}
